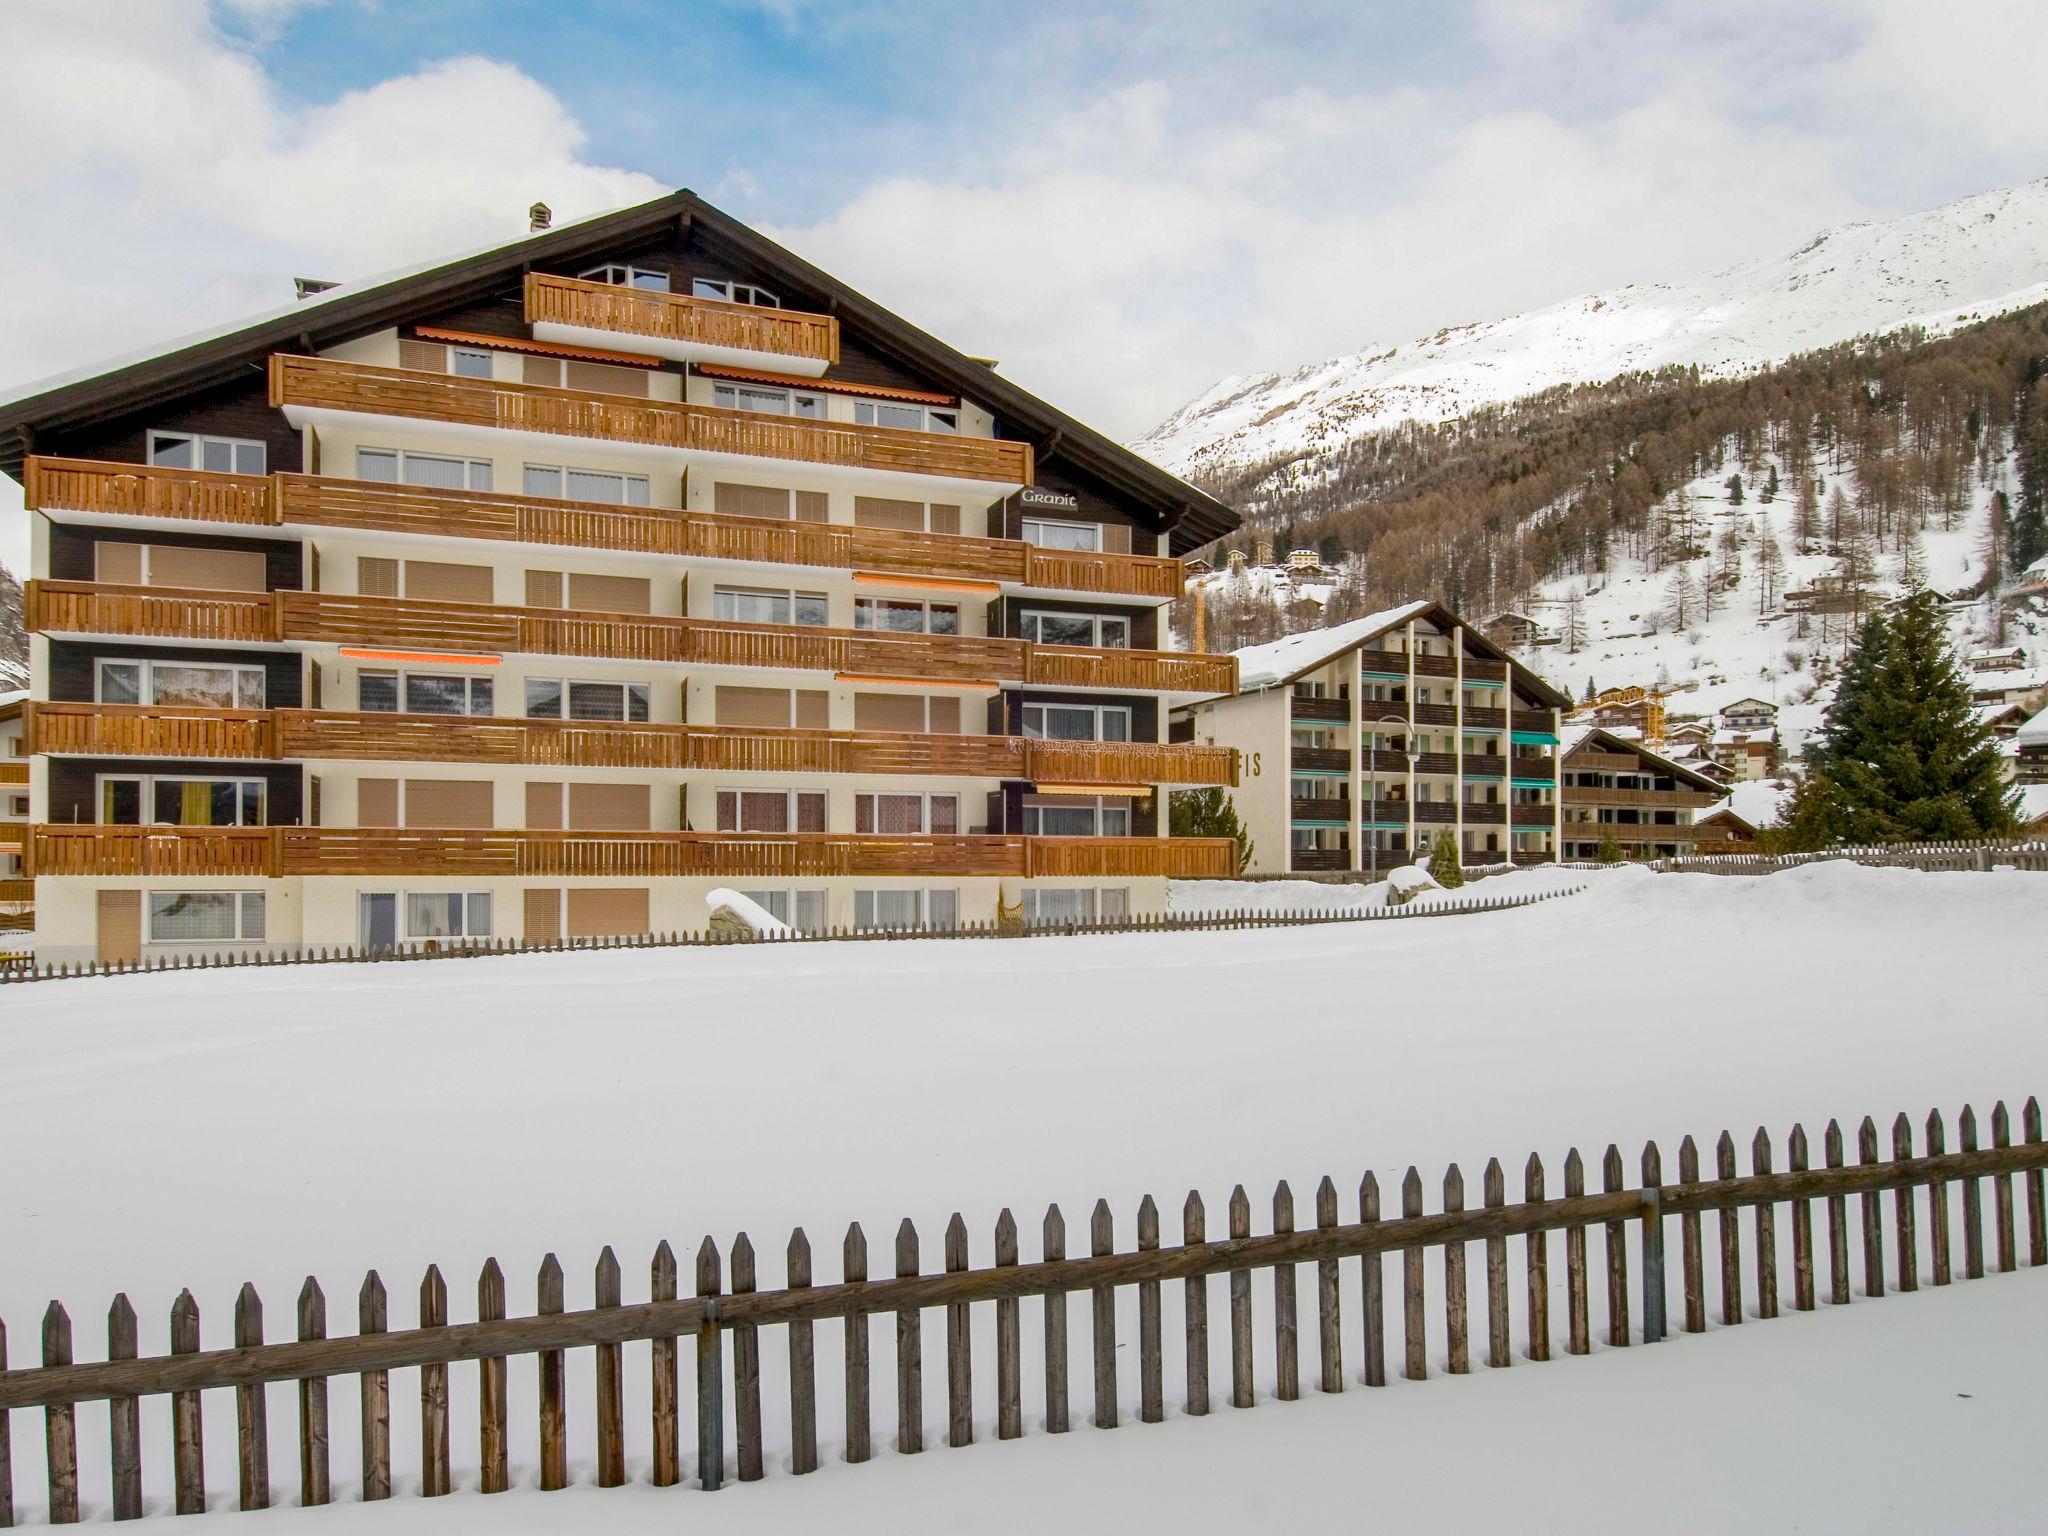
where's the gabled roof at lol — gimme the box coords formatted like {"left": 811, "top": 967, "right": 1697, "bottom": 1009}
{"left": 1229, "top": 598, "right": 1571, "bottom": 704}
{"left": 0, "top": 189, "right": 1237, "bottom": 554}
{"left": 1718, "top": 696, "right": 1777, "bottom": 712}
{"left": 1562, "top": 725, "right": 1726, "bottom": 794}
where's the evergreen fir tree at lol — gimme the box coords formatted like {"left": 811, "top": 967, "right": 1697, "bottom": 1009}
{"left": 1804, "top": 591, "right": 2018, "bottom": 842}
{"left": 1427, "top": 828, "right": 1465, "bottom": 888}
{"left": 1726, "top": 473, "right": 1745, "bottom": 505}
{"left": 1762, "top": 464, "right": 1780, "bottom": 502}
{"left": 2015, "top": 411, "right": 2048, "bottom": 570}
{"left": 1595, "top": 829, "right": 1623, "bottom": 864}
{"left": 1169, "top": 787, "right": 1255, "bottom": 874}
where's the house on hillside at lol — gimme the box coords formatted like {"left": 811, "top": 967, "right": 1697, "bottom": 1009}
{"left": 1482, "top": 611, "right": 1554, "bottom": 650}
{"left": 1718, "top": 697, "right": 1778, "bottom": 731}
{"left": 2016, "top": 707, "right": 2048, "bottom": 786}
{"left": 1712, "top": 728, "right": 1778, "bottom": 782}
{"left": 1558, "top": 727, "right": 1734, "bottom": 860}
{"left": 0, "top": 189, "right": 1244, "bottom": 962}
{"left": 1967, "top": 645, "right": 2027, "bottom": 674}
{"left": 1172, "top": 600, "right": 1570, "bottom": 876}
{"left": 1970, "top": 667, "right": 2048, "bottom": 714}
{"left": 1694, "top": 804, "right": 1759, "bottom": 853}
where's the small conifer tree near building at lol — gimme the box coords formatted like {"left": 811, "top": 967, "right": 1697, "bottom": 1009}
{"left": 1596, "top": 829, "right": 1624, "bottom": 865}
{"left": 1169, "top": 787, "right": 1255, "bottom": 874}
{"left": 1427, "top": 828, "right": 1465, "bottom": 888}
{"left": 1795, "top": 590, "right": 2018, "bottom": 844}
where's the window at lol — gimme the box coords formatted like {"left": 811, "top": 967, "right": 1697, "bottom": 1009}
{"left": 854, "top": 793, "right": 959, "bottom": 835}
{"left": 525, "top": 678, "right": 650, "bottom": 722}
{"left": 148, "top": 891, "right": 265, "bottom": 943}
{"left": 357, "top": 449, "right": 493, "bottom": 492}
{"left": 854, "top": 597, "right": 959, "bottom": 635}
{"left": 405, "top": 892, "right": 493, "bottom": 940}
{"left": 357, "top": 671, "right": 493, "bottom": 716}
{"left": 1020, "top": 517, "right": 1100, "bottom": 553}
{"left": 716, "top": 789, "right": 827, "bottom": 833}
{"left": 583, "top": 264, "right": 670, "bottom": 291}
{"left": 9, "top": 795, "right": 32, "bottom": 818}
{"left": 1022, "top": 795, "right": 1130, "bottom": 837}
{"left": 449, "top": 347, "right": 494, "bottom": 379}
{"left": 101, "top": 776, "right": 265, "bottom": 827}
{"left": 692, "top": 277, "right": 779, "bottom": 307}
{"left": 713, "top": 587, "right": 829, "bottom": 627}
{"left": 854, "top": 400, "right": 959, "bottom": 433}
{"left": 712, "top": 382, "right": 824, "bottom": 419}
{"left": 522, "top": 465, "right": 651, "bottom": 505}
{"left": 854, "top": 888, "right": 958, "bottom": 931}
{"left": 739, "top": 889, "right": 828, "bottom": 934}
{"left": 1020, "top": 610, "right": 1129, "bottom": 649}
{"left": 148, "top": 432, "right": 265, "bottom": 476}
{"left": 715, "top": 482, "right": 828, "bottom": 522}
{"left": 1020, "top": 703, "right": 1131, "bottom": 742}
{"left": 97, "top": 659, "right": 265, "bottom": 710}
{"left": 1022, "top": 888, "right": 1126, "bottom": 926}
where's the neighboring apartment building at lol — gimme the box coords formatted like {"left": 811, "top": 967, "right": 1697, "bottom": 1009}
{"left": 1, "top": 191, "right": 1245, "bottom": 962}
{"left": 1558, "top": 727, "right": 1733, "bottom": 859}
{"left": 1711, "top": 728, "right": 1777, "bottom": 781}
{"left": 1173, "top": 601, "right": 1570, "bottom": 875}
{"left": 0, "top": 693, "right": 27, "bottom": 930}
{"left": 2016, "top": 707, "right": 2048, "bottom": 786}
{"left": 1717, "top": 697, "right": 1778, "bottom": 731}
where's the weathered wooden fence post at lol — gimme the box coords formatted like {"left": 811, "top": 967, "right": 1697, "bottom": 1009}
{"left": 786, "top": 1232, "right": 817, "bottom": 1472}
{"left": 1316, "top": 1176, "right": 1345, "bottom": 1390}
{"left": 1138, "top": 1196, "right": 1165, "bottom": 1421}
{"left": 537, "top": 1255, "right": 566, "bottom": 1491}
{"left": 946, "top": 1214, "right": 973, "bottom": 1448}
{"left": 42, "top": 1304, "right": 77, "bottom": 1525}
{"left": 418, "top": 1269, "right": 447, "bottom": 1498}
{"left": 1523, "top": 1155, "right": 1550, "bottom": 1361}
{"left": 171, "top": 1290, "right": 205, "bottom": 1515}
{"left": 1184, "top": 1193, "right": 1212, "bottom": 1411}
{"left": 1361, "top": 1173, "right": 1387, "bottom": 1385}
{"left": 844, "top": 1223, "right": 871, "bottom": 1462}
{"left": 1640, "top": 1143, "right": 1666, "bottom": 1343}
{"left": 652, "top": 1242, "right": 681, "bottom": 1486}
{"left": 1752, "top": 1129, "right": 1778, "bottom": 1319}
{"left": 1271, "top": 1183, "right": 1299, "bottom": 1399}
{"left": 1229, "top": 1186, "right": 1255, "bottom": 1406}
{"left": 295, "top": 1279, "right": 329, "bottom": 1508}
{"left": 1563, "top": 1151, "right": 1589, "bottom": 1355}
{"left": 994, "top": 1211, "right": 1022, "bottom": 1440}
{"left": 357, "top": 1274, "right": 388, "bottom": 1503}
{"left": 106, "top": 1296, "right": 141, "bottom": 1521}
{"left": 697, "top": 1238, "right": 725, "bottom": 1490}
{"left": 895, "top": 1220, "right": 923, "bottom": 1455}
{"left": 598, "top": 1246, "right": 630, "bottom": 1486}
{"left": 1091, "top": 1200, "right": 1119, "bottom": 1427}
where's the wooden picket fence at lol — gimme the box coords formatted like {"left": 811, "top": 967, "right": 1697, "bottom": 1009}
{"left": 1, "top": 1093, "right": 2043, "bottom": 1524}
{"left": 0, "top": 884, "right": 1582, "bottom": 985}
{"left": 1644, "top": 837, "right": 2048, "bottom": 875}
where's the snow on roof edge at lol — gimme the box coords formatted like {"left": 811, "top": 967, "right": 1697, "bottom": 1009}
{"left": 1232, "top": 601, "right": 1434, "bottom": 691}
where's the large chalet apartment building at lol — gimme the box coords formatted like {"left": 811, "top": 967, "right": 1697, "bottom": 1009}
{"left": 1, "top": 191, "right": 1244, "bottom": 961}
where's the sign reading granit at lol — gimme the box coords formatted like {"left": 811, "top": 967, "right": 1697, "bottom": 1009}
{"left": 1018, "top": 487, "right": 1081, "bottom": 512}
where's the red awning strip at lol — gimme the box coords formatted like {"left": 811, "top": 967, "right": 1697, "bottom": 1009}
{"left": 694, "top": 363, "right": 957, "bottom": 407}
{"left": 412, "top": 327, "right": 666, "bottom": 369}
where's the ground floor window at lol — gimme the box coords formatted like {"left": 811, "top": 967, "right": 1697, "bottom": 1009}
{"left": 739, "top": 889, "right": 828, "bottom": 934}
{"left": 358, "top": 891, "right": 491, "bottom": 948}
{"left": 854, "top": 888, "right": 958, "bottom": 931}
{"left": 148, "top": 891, "right": 265, "bottom": 943}
{"left": 1022, "top": 887, "right": 1126, "bottom": 925}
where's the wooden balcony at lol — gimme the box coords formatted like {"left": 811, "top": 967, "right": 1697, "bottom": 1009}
{"left": 1413, "top": 803, "right": 1456, "bottom": 824}
{"left": 1568, "top": 750, "right": 1656, "bottom": 772}
{"left": 1463, "top": 804, "right": 1507, "bottom": 825}
{"left": 1289, "top": 849, "right": 1350, "bottom": 872}
{"left": 1411, "top": 654, "right": 1456, "bottom": 678}
{"left": 1511, "top": 804, "right": 1557, "bottom": 826}
{"left": 270, "top": 356, "right": 1033, "bottom": 487}
{"left": 1289, "top": 695, "right": 1349, "bottom": 723}
{"left": 1412, "top": 752, "right": 1458, "bottom": 776}
{"left": 525, "top": 272, "right": 839, "bottom": 371}
{"left": 1463, "top": 706, "right": 1506, "bottom": 730}
{"left": 1462, "top": 753, "right": 1506, "bottom": 777}
{"left": 25, "top": 458, "right": 1185, "bottom": 601}
{"left": 26, "top": 701, "right": 1237, "bottom": 787}
{"left": 1290, "top": 796, "right": 1350, "bottom": 823}
{"left": 1291, "top": 747, "right": 1351, "bottom": 774}
{"left": 23, "top": 581, "right": 1239, "bottom": 696}
{"left": 1512, "top": 755, "right": 1556, "bottom": 778}
{"left": 1412, "top": 703, "right": 1456, "bottom": 727}
{"left": 0, "top": 762, "right": 26, "bottom": 786}
{"left": 27, "top": 825, "right": 1235, "bottom": 881}
{"left": 1464, "top": 658, "right": 1508, "bottom": 683}
{"left": 1562, "top": 786, "right": 1720, "bottom": 810}
{"left": 0, "top": 878, "right": 33, "bottom": 904}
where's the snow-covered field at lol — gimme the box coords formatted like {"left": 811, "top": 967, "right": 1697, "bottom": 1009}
{"left": 5, "top": 862, "right": 2048, "bottom": 1531}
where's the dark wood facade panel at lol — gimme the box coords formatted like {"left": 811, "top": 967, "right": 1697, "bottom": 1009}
{"left": 47, "top": 757, "right": 305, "bottom": 828}
{"left": 988, "top": 596, "right": 1160, "bottom": 650}
{"left": 40, "top": 374, "right": 301, "bottom": 475}
{"left": 994, "top": 691, "right": 1160, "bottom": 740}
{"left": 48, "top": 641, "right": 303, "bottom": 709}
{"left": 48, "top": 523, "right": 303, "bottom": 591}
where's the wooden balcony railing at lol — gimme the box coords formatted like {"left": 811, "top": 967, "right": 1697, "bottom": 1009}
{"left": 1562, "top": 786, "right": 1720, "bottom": 810}
{"left": 1462, "top": 804, "right": 1507, "bottom": 825}
{"left": 1290, "top": 796, "right": 1350, "bottom": 822}
{"left": 1463, "top": 706, "right": 1506, "bottom": 730}
{"left": 1289, "top": 696, "right": 1349, "bottom": 723}
{"left": 0, "top": 878, "right": 33, "bottom": 903}
{"left": 25, "top": 701, "right": 1237, "bottom": 787}
{"left": 23, "top": 582, "right": 1238, "bottom": 696}
{"left": 1462, "top": 753, "right": 1506, "bottom": 777}
{"left": 1289, "top": 848, "right": 1350, "bottom": 872}
{"left": 0, "top": 762, "right": 27, "bottom": 786}
{"left": 1512, "top": 755, "right": 1556, "bottom": 778}
{"left": 269, "top": 356, "right": 1033, "bottom": 486}
{"left": 1291, "top": 747, "right": 1351, "bottom": 774}
{"left": 1568, "top": 750, "right": 1656, "bottom": 772}
{"left": 1410, "top": 654, "right": 1456, "bottom": 678}
{"left": 1412, "top": 703, "right": 1456, "bottom": 727}
{"left": 1464, "top": 658, "right": 1508, "bottom": 683}
{"left": 525, "top": 272, "right": 839, "bottom": 367}
{"left": 27, "top": 825, "right": 1235, "bottom": 881}
{"left": 25, "top": 458, "right": 1185, "bottom": 600}
{"left": 1511, "top": 804, "right": 1557, "bottom": 826}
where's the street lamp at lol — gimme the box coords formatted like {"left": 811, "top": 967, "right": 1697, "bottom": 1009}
{"left": 1369, "top": 712, "right": 1420, "bottom": 884}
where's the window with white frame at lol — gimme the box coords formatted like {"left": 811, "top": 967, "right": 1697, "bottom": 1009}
{"left": 691, "top": 277, "right": 778, "bottom": 307}
{"left": 1022, "top": 795, "right": 1130, "bottom": 837}
{"left": 716, "top": 788, "right": 827, "bottom": 833}
{"left": 1020, "top": 610, "right": 1129, "bottom": 649}
{"left": 739, "top": 889, "right": 828, "bottom": 934}
{"left": 358, "top": 671, "right": 494, "bottom": 716}
{"left": 584, "top": 264, "right": 671, "bottom": 292}
{"left": 853, "top": 596, "right": 959, "bottom": 635}
{"left": 102, "top": 775, "right": 265, "bottom": 826}
{"left": 713, "top": 586, "right": 829, "bottom": 627}
{"left": 854, "top": 792, "right": 959, "bottom": 835}
{"left": 525, "top": 678, "right": 651, "bottom": 722}
{"left": 357, "top": 449, "right": 494, "bottom": 491}
{"left": 148, "top": 432, "right": 266, "bottom": 476}
{"left": 854, "top": 400, "right": 959, "bottom": 434}
{"left": 97, "top": 658, "right": 266, "bottom": 710}
{"left": 1019, "top": 516, "right": 1100, "bottom": 552}
{"left": 1020, "top": 703, "right": 1131, "bottom": 742}
{"left": 854, "top": 888, "right": 958, "bottom": 931}
{"left": 449, "top": 346, "right": 495, "bottom": 380}
{"left": 1022, "top": 888, "right": 1126, "bottom": 925}
{"left": 521, "top": 465, "right": 651, "bottom": 505}
{"left": 405, "top": 892, "right": 493, "bottom": 940}
{"left": 712, "top": 382, "right": 825, "bottom": 419}
{"left": 148, "top": 891, "right": 266, "bottom": 943}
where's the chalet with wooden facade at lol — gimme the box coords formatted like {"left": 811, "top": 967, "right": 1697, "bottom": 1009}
{"left": 0, "top": 191, "right": 1244, "bottom": 960}
{"left": 1558, "top": 727, "right": 1732, "bottom": 859}
{"left": 1172, "top": 601, "right": 1570, "bottom": 875}
{"left": 0, "top": 693, "right": 26, "bottom": 931}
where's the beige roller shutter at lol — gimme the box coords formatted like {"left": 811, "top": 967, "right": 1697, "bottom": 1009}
{"left": 716, "top": 686, "right": 791, "bottom": 728}
{"left": 855, "top": 692, "right": 926, "bottom": 733}
{"left": 94, "top": 542, "right": 144, "bottom": 584}
{"left": 147, "top": 545, "right": 268, "bottom": 592}
{"left": 928, "top": 696, "right": 960, "bottom": 733}
{"left": 567, "top": 573, "right": 652, "bottom": 614}
{"left": 568, "top": 782, "right": 651, "bottom": 831}
{"left": 928, "top": 504, "right": 960, "bottom": 534}
{"left": 358, "top": 558, "right": 399, "bottom": 597}
{"left": 525, "top": 782, "right": 564, "bottom": 830}
{"left": 793, "top": 491, "right": 829, "bottom": 523}
{"left": 522, "top": 355, "right": 563, "bottom": 388}
{"left": 526, "top": 570, "right": 565, "bottom": 608}
{"left": 565, "top": 361, "right": 649, "bottom": 397}
{"left": 714, "top": 482, "right": 791, "bottom": 520}
{"left": 97, "top": 890, "right": 142, "bottom": 965}
{"left": 404, "top": 561, "right": 494, "bottom": 604}
{"left": 793, "top": 690, "right": 829, "bottom": 729}
{"left": 854, "top": 497, "right": 924, "bottom": 531}
{"left": 524, "top": 887, "right": 562, "bottom": 942}
{"left": 399, "top": 339, "right": 447, "bottom": 373}
{"left": 403, "top": 779, "right": 494, "bottom": 828}
{"left": 566, "top": 887, "right": 650, "bottom": 937}
{"left": 1102, "top": 524, "right": 1132, "bottom": 554}
{"left": 357, "top": 778, "right": 399, "bottom": 826}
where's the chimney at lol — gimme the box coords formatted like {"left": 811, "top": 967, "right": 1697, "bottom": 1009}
{"left": 529, "top": 202, "right": 552, "bottom": 233}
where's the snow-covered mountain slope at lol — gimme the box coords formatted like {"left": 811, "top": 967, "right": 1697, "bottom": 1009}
{"left": 1137, "top": 179, "right": 2048, "bottom": 482}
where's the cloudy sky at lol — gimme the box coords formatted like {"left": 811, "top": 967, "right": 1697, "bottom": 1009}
{"left": 1, "top": 0, "right": 2044, "bottom": 570}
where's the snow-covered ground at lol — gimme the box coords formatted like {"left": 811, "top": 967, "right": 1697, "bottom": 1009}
{"left": 5, "top": 862, "right": 2047, "bottom": 1531}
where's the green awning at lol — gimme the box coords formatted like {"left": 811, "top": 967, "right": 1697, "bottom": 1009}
{"left": 1511, "top": 730, "right": 1560, "bottom": 746}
